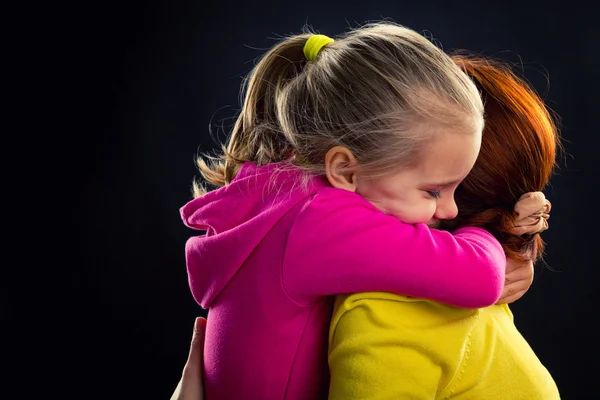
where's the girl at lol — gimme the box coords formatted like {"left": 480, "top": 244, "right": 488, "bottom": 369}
{"left": 181, "top": 22, "right": 508, "bottom": 399}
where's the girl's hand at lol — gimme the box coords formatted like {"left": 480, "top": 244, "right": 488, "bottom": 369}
{"left": 496, "top": 259, "right": 534, "bottom": 304}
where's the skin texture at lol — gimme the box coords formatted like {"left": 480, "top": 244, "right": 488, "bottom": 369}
{"left": 499, "top": 258, "right": 534, "bottom": 304}
{"left": 325, "top": 129, "right": 481, "bottom": 225}
{"left": 359, "top": 131, "right": 480, "bottom": 224}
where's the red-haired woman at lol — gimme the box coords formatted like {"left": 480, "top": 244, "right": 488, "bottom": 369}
{"left": 328, "top": 54, "right": 560, "bottom": 399}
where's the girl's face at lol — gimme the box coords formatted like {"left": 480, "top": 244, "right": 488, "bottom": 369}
{"left": 356, "top": 129, "right": 481, "bottom": 225}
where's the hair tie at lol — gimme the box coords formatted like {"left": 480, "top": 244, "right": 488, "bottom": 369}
{"left": 304, "top": 34, "right": 334, "bottom": 61}
{"left": 511, "top": 192, "right": 551, "bottom": 236}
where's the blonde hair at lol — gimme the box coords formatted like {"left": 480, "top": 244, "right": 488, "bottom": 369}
{"left": 193, "top": 22, "right": 484, "bottom": 197}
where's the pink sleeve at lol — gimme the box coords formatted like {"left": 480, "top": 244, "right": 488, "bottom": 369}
{"left": 282, "top": 188, "right": 506, "bottom": 308}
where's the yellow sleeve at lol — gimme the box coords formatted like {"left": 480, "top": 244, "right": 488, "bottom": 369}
{"left": 328, "top": 292, "right": 471, "bottom": 400}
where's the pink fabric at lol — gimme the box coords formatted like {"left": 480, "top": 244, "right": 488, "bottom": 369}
{"left": 180, "top": 162, "right": 506, "bottom": 400}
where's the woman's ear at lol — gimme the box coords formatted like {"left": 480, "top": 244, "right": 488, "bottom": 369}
{"left": 325, "top": 146, "right": 358, "bottom": 192}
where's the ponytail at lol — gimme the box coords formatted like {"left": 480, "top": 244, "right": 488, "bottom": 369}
{"left": 194, "top": 34, "right": 313, "bottom": 197}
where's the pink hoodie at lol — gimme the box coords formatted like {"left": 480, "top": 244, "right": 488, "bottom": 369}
{"left": 180, "top": 162, "right": 506, "bottom": 400}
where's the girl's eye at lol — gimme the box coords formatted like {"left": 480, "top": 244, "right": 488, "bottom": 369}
{"left": 426, "top": 190, "right": 441, "bottom": 199}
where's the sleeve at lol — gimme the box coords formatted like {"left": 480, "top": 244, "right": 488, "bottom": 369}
{"left": 328, "top": 293, "right": 451, "bottom": 400}
{"left": 282, "top": 188, "right": 506, "bottom": 308}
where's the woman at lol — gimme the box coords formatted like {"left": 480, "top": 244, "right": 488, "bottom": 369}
{"left": 170, "top": 53, "right": 558, "bottom": 399}
{"left": 328, "top": 53, "right": 560, "bottom": 399}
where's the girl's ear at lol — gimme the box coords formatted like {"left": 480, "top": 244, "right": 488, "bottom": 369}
{"left": 325, "top": 146, "right": 358, "bottom": 192}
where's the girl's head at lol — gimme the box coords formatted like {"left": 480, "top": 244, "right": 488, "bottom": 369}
{"left": 439, "top": 54, "right": 560, "bottom": 263}
{"left": 196, "top": 22, "right": 485, "bottom": 224}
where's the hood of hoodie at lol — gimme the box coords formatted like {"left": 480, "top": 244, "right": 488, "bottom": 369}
{"left": 180, "top": 162, "right": 325, "bottom": 308}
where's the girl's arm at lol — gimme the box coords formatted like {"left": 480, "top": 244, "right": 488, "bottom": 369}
{"left": 282, "top": 188, "right": 505, "bottom": 308}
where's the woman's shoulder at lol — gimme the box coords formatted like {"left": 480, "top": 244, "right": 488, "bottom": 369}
{"left": 334, "top": 291, "right": 416, "bottom": 308}
{"left": 334, "top": 291, "right": 454, "bottom": 310}
{"left": 332, "top": 292, "right": 479, "bottom": 330}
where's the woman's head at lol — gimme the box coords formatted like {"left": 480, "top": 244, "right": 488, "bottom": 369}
{"left": 439, "top": 54, "right": 560, "bottom": 263}
{"left": 195, "top": 22, "right": 484, "bottom": 201}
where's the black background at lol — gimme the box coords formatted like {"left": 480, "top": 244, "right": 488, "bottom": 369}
{"left": 63, "top": 1, "right": 598, "bottom": 398}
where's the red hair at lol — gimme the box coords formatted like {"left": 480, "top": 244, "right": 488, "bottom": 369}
{"left": 440, "top": 54, "right": 561, "bottom": 262}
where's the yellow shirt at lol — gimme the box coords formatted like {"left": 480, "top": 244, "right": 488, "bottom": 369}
{"left": 329, "top": 292, "right": 559, "bottom": 399}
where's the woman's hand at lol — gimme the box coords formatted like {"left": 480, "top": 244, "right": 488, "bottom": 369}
{"left": 170, "top": 317, "right": 206, "bottom": 400}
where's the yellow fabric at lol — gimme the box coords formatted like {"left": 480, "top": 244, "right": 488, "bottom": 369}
{"left": 329, "top": 292, "right": 559, "bottom": 399}
{"left": 304, "top": 34, "right": 334, "bottom": 61}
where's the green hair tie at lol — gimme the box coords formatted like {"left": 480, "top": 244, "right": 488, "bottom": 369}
{"left": 303, "top": 34, "right": 335, "bottom": 61}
